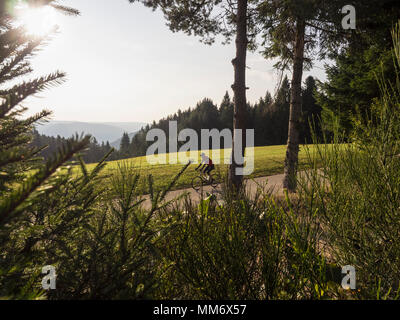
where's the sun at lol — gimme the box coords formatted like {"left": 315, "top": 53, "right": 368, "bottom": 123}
{"left": 15, "top": 3, "right": 58, "bottom": 36}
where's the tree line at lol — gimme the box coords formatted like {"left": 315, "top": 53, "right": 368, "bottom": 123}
{"left": 29, "top": 130, "right": 114, "bottom": 164}
{"left": 119, "top": 75, "right": 320, "bottom": 159}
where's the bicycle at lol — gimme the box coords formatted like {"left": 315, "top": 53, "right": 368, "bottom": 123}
{"left": 191, "top": 169, "right": 219, "bottom": 192}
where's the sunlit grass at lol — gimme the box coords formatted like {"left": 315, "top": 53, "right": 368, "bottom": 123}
{"left": 81, "top": 144, "right": 324, "bottom": 192}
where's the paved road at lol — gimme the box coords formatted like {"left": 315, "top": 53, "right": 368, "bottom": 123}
{"left": 142, "top": 172, "right": 287, "bottom": 209}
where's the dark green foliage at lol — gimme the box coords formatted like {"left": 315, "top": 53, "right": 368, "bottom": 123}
{"left": 0, "top": 135, "right": 92, "bottom": 225}
{"left": 1, "top": 152, "right": 106, "bottom": 298}
{"left": 257, "top": 0, "right": 347, "bottom": 70}
{"left": 298, "top": 25, "right": 400, "bottom": 299}
{"left": 119, "top": 132, "right": 131, "bottom": 159}
{"left": 316, "top": 1, "right": 400, "bottom": 133}
{"left": 219, "top": 91, "right": 234, "bottom": 131}
{"left": 130, "top": 97, "right": 228, "bottom": 158}
{"left": 0, "top": 0, "right": 92, "bottom": 299}
{"left": 341, "top": 0, "right": 400, "bottom": 53}
{"left": 317, "top": 45, "right": 397, "bottom": 134}
{"left": 300, "top": 76, "right": 322, "bottom": 143}
{"left": 29, "top": 129, "right": 114, "bottom": 164}
{"left": 43, "top": 162, "right": 177, "bottom": 299}
{"left": 254, "top": 76, "right": 290, "bottom": 145}
{"left": 155, "top": 185, "right": 328, "bottom": 299}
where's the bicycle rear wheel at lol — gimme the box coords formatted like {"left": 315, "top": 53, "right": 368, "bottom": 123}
{"left": 191, "top": 176, "right": 203, "bottom": 192}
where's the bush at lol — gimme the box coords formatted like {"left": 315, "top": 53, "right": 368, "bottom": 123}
{"left": 297, "top": 22, "right": 400, "bottom": 300}
{"left": 154, "top": 183, "right": 329, "bottom": 299}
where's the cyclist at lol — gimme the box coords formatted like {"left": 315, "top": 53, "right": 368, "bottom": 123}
{"left": 195, "top": 152, "right": 215, "bottom": 179}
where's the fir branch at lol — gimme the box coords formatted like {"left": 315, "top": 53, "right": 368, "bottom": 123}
{"left": 0, "top": 135, "right": 91, "bottom": 225}
{"left": 0, "top": 72, "right": 66, "bottom": 118}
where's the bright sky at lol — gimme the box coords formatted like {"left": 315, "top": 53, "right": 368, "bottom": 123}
{"left": 22, "top": 0, "right": 327, "bottom": 123}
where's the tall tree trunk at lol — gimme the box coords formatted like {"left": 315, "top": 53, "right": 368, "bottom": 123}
{"left": 283, "top": 18, "right": 305, "bottom": 192}
{"left": 229, "top": 0, "right": 248, "bottom": 190}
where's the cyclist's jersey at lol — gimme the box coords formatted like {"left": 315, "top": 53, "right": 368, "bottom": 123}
{"left": 201, "top": 154, "right": 213, "bottom": 165}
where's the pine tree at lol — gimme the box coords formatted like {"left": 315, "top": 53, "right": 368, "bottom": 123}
{"left": 270, "top": 76, "right": 290, "bottom": 145}
{"left": 299, "top": 76, "right": 321, "bottom": 143}
{"left": 0, "top": 1, "right": 100, "bottom": 299}
{"left": 219, "top": 91, "right": 234, "bottom": 131}
{"left": 120, "top": 132, "right": 131, "bottom": 158}
{"left": 129, "top": 0, "right": 262, "bottom": 189}
{"left": 257, "top": 0, "right": 348, "bottom": 192}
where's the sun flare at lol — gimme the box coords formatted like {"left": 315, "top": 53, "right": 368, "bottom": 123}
{"left": 15, "top": 3, "right": 58, "bottom": 36}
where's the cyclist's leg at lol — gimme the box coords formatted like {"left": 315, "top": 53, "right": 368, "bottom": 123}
{"left": 204, "top": 164, "right": 212, "bottom": 176}
{"left": 209, "top": 164, "right": 216, "bottom": 178}
{"left": 199, "top": 164, "right": 206, "bottom": 176}
{"left": 210, "top": 164, "right": 215, "bottom": 173}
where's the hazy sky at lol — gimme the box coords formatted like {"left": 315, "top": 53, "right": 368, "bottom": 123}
{"left": 23, "top": 0, "right": 327, "bottom": 123}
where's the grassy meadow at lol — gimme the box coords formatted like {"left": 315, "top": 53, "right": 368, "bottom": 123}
{"left": 83, "top": 144, "right": 320, "bottom": 191}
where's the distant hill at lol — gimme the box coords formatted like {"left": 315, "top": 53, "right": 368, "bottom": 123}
{"left": 36, "top": 121, "right": 147, "bottom": 144}
{"left": 110, "top": 131, "right": 138, "bottom": 150}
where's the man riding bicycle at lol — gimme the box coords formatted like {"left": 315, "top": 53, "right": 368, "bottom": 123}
{"left": 195, "top": 152, "right": 215, "bottom": 179}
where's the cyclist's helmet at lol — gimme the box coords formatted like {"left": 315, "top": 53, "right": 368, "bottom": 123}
{"left": 201, "top": 152, "right": 205, "bottom": 157}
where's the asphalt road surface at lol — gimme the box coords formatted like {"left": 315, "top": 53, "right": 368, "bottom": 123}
{"left": 141, "top": 172, "right": 288, "bottom": 210}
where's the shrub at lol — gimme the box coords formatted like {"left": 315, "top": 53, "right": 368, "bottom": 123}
{"left": 154, "top": 183, "right": 329, "bottom": 299}
{"left": 297, "top": 22, "right": 400, "bottom": 300}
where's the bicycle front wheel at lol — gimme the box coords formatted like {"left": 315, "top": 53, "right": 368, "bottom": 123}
{"left": 210, "top": 179, "right": 218, "bottom": 188}
{"left": 210, "top": 173, "right": 219, "bottom": 188}
{"left": 191, "top": 176, "right": 203, "bottom": 192}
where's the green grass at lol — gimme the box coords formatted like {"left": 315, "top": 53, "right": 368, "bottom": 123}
{"left": 83, "top": 144, "right": 319, "bottom": 192}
